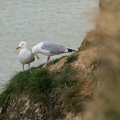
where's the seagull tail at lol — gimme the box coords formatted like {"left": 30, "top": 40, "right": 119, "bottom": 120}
{"left": 67, "top": 48, "right": 76, "bottom": 52}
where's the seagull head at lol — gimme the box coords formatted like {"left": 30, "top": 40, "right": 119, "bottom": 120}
{"left": 32, "top": 45, "right": 40, "bottom": 59}
{"left": 16, "top": 41, "right": 28, "bottom": 50}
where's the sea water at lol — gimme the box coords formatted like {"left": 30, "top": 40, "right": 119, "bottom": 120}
{"left": 0, "top": 0, "right": 99, "bottom": 90}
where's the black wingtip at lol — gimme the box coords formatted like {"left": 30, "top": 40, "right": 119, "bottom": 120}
{"left": 67, "top": 48, "right": 76, "bottom": 52}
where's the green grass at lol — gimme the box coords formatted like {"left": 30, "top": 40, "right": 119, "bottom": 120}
{"left": 51, "top": 63, "right": 86, "bottom": 114}
{"left": 0, "top": 83, "right": 14, "bottom": 106}
{"left": 0, "top": 68, "right": 53, "bottom": 106}
{"left": 0, "top": 55, "right": 88, "bottom": 119}
{"left": 65, "top": 55, "right": 78, "bottom": 64}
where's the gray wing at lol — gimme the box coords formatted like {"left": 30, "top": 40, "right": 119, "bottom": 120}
{"left": 41, "top": 41, "right": 67, "bottom": 54}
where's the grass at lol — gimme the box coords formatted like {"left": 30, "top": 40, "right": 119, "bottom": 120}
{"left": 0, "top": 84, "right": 14, "bottom": 106}
{"left": 0, "top": 55, "right": 88, "bottom": 119}
{"left": 65, "top": 55, "right": 78, "bottom": 64}
{"left": 0, "top": 68, "right": 53, "bottom": 106}
{"left": 51, "top": 62, "right": 88, "bottom": 114}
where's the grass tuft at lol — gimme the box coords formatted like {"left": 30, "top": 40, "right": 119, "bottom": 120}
{"left": 65, "top": 55, "right": 78, "bottom": 64}
{"left": 0, "top": 56, "right": 87, "bottom": 119}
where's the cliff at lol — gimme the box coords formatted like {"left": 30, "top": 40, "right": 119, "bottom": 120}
{"left": 1, "top": 0, "right": 120, "bottom": 119}
{"left": 0, "top": 29, "right": 100, "bottom": 120}
{"left": 84, "top": 0, "right": 120, "bottom": 120}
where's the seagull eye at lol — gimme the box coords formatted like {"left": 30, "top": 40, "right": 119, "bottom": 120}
{"left": 22, "top": 43, "right": 24, "bottom": 45}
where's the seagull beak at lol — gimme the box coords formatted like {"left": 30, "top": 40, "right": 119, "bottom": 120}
{"left": 36, "top": 55, "right": 40, "bottom": 59}
{"left": 16, "top": 46, "right": 21, "bottom": 50}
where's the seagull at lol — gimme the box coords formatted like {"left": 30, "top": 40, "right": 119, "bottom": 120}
{"left": 32, "top": 41, "right": 76, "bottom": 68}
{"left": 16, "top": 41, "right": 35, "bottom": 70}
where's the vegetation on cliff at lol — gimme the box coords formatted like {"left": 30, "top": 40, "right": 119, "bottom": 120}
{"left": 0, "top": 36, "right": 99, "bottom": 120}
{"left": 4, "top": 0, "right": 120, "bottom": 119}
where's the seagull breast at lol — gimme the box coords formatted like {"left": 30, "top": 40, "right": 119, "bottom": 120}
{"left": 19, "top": 49, "right": 35, "bottom": 64}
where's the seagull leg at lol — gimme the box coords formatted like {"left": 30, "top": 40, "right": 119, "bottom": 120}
{"left": 28, "top": 63, "right": 30, "bottom": 69}
{"left": 23, "top": 64, "right": 24, "bottom": 70}
{"left": 42, "top": 56, "right": 50, "bottom": 68}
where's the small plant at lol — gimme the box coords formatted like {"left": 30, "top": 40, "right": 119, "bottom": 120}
{"left": 27, "top": 68, "right": 53, "bottom": 103}
{"left": 65, "top": 55, "right": 78, "bottom": 64}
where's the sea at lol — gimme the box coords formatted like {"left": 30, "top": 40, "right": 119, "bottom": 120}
{"left": 0, "top": 0, "right": 99, "bottom": 91}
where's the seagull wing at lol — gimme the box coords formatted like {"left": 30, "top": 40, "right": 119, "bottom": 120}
{"left": 41, "top": 41, "right": 67, "bottom": 54}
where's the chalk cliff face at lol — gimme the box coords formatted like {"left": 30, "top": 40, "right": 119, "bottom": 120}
{"left": 0, "top": 30, "right": 100, "bottom": 120}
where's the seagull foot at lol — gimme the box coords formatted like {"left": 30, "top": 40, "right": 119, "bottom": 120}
{"left": 42, "top": 64, "right": 47, "bottom": 68}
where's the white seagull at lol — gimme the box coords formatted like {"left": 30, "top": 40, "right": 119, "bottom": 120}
{"left": 16, "top": 41, "right": 35, "bottom": 70}
{"left": 32, "top": 41, "right": 76, "bottom": 68}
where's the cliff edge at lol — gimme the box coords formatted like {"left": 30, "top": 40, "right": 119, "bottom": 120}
{"left": 0, "top": 29, "right": 100, "bottom": 120}
{"left": 3, "top": 0, "right": 120, "bottom": 119}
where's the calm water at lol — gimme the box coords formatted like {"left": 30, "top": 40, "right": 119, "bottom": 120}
{"left": 0, "top": 0, "right": 99, "bottom": 90}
